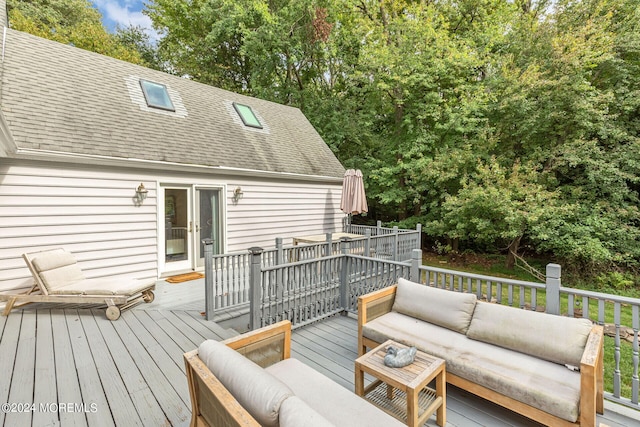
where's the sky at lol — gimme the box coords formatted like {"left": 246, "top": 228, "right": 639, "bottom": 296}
{"left": 91, "top": 0, "right": 158, "bottom": 39}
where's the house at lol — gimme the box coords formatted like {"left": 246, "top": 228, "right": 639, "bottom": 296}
{"left": 0, "top": 27, "right": 346, "bottom": 293}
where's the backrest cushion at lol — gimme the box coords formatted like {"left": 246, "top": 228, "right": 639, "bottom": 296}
{"left": 31, "top": 249, "right": 85, "bottom": 291}
{"left": 392, "top": 278, "right": 477, "bottom": 334}
{"left": 279, "top": 396, "right": 336, "bottom": 427}
{"left": 198, "top": 339, "right": 293, "bottom": 427}
{"left": 467, "top": 301, "right": 594, "bottom": 366}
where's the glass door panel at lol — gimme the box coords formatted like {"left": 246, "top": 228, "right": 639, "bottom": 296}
{"left": 196, "top": 188, "right": 221, "bottom": 267}
{"left": 164, "top": 188, "right": 191, "bottom": 269}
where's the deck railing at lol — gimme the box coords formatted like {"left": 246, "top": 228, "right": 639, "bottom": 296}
{"left": 201, "top": 226, "right": 421, "bottom": 314}
{"left": 203, "top": 243, "right": 640, "bottom": 410}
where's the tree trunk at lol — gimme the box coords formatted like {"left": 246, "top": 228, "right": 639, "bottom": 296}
{"left": 505, "top": 235, "right": 522, "bottom": 269}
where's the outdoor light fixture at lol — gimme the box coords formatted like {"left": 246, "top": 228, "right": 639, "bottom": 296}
{"left": 232, "top": 186, "right": 244, "bottom": 202}
{"left": 135, "top": 183, "right": 148, "bottom": 203}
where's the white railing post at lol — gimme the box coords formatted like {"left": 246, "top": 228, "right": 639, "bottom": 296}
{"left": 416, "top": 223, "right": 422, "bottom": 250}
{"left": 248, "top": 247, "right": 264, "bottom": 330}
{"left": 377, "top": 220, "right": 382, "bottom": 236}
{"left": 339, "top": 238, "right": 351, "bottom": 310}
{"left": 275, "top": 237, "right": 283, "bottom": 265}
{"left": 393, "top": 226, "right": 399, "bottom": 261}
{"left": 203, "top": 238, "right": 215, "bottom": 320}
{"left": 325, "top": 232, "right": 333, "bottom": 257}
{"left": 410, "top": 249, "right": 422, "bottom": 283}
{"left": 545, "top": 264, "right": 561, "bottom": 315}
{"left": 364, "top": 229, "right": 371, "bottom": 257}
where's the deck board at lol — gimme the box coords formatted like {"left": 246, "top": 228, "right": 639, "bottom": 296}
{"left": 0, "top": 312, "right": 20, "bottom": 426}
{"left": 91, "top": 309, "right": 167, "bottom": 426}
{"left": 110, "top": 311, "right": 190, "bottom": 426}
{"left": 66, "top": 309, "right": 114, "bottom": 427}
{"left": 0, "top": 303, "right": 638, "bottom": 426}
{"left": 33, "top": 310, "right": 58, "bottom": 427}
{"left": 51, "top": 309, "right": 88, "bottom": 427}
{"left": 120, "top": 311, "right": 191, "bottom": 405}
{"left": 6, "top": 310, "right": 36, "bottom": 426}
{"left": 80, "top": 310, "right": 144, "bottom": 426}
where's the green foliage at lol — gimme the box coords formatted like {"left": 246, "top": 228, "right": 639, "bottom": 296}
{"left": 8, "top": 0, "right": 144, "bottom": 64}
{"left": 115, "top": 25, "right": 165, "bottom": 71}
{"left": 143, "top": 0, "right": 640, "bottom": 274}
{"left": 14, "top": 0, "right": 640, "bottom": 275}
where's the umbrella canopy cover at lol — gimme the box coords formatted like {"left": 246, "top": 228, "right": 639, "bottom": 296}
{"left": 340, "top": 169, "right": 368, "bottom": 215}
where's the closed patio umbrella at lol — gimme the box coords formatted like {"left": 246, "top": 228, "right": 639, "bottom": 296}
{"left": 340, "top": 169, "right": 368, "bottom": 215}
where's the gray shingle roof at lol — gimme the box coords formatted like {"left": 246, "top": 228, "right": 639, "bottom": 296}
{"left": 0, "top": 29, "right": 345, "bottom": 179}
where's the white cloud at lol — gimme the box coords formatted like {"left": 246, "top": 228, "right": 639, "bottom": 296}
{"left": 93, "top": 0, "right": 160, "bottom": 41}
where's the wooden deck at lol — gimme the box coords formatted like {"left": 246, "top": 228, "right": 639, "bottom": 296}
{"left": 0, "top": 280, "right": 638, "bottom": 426}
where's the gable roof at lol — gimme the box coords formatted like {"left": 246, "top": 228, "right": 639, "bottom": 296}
{"left": 0, "top": 29, "right": 345, "bottom": 180}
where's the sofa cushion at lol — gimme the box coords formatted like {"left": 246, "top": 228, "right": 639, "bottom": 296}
{"left": 363, "top": 311, "right": 581, "bottom": 422}
{"left": 266, "top": 358, "right": 406, "bottom": 427}
{"left": 467, "top": 301, "right": 593, "bottom": 366}
{"left": 198, "top": 340, "right": 293, "bottom": 427}
{"left": 279, "top": 396, "right": 336, "bottom": 427}
{"left": 392, "top": 277, "right": 477, "bottom": 334}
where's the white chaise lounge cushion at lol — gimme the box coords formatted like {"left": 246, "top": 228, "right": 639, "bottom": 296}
{"left": 392, "top": 277, "right": 478, "bottom": 334}
{"left": 32, "top": 249, "right": 85, "bottom": 291}
{"left": 47, "top": 278, "right": 154, "bottom": 296}
{"left": 279, "top": 396, "right": 336, "bottom": 427}
{"left": 467, "top": 301, "right": 594, "bottom": 366}
{"left": 198, "top": 339, "right": 293, "bottom": 427}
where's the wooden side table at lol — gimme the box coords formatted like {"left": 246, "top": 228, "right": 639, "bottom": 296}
{"left": 355, "top": 340, "right": 446, "bottom": 427}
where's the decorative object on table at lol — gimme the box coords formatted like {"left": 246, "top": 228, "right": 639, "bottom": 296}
{"left": 383, "top": 345, "right": 417, "bottom": 368}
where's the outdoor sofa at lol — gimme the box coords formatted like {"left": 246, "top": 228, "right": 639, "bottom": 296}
{"left": 184, "top": 320, "right": 406, "bottom": 427}
{"left": 358, "top": 277, "right": 605, "bottom": 427}
{"left": 0, "top": 248, "right": 155, "bottom": 320}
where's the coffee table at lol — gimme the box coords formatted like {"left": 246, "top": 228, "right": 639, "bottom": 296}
{"left": 355, "top": 340, "right": 446, "bottom": 427}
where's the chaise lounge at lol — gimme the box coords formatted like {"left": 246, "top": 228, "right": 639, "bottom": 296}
{"left": 0, "top": 248, "right": 155, "bottom": 320}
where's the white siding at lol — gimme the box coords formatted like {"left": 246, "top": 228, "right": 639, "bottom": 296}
{"left": 0, "top": 161, "right": 158, "bottom": 292}
{"left": 224, "top": 178, "right": 344, "bottom": 251}
{"left": 0, "top": 160, "right": 345, "bottom": 293}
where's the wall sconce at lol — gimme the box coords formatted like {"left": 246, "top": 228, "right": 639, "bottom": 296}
{"left": 232, "top": 186, "right": 244, "bottom": 203}
{"left": 135, "top": 183, "right": 148, "bottom": 203}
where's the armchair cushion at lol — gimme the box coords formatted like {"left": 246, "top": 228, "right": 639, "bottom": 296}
{"left": 198, "top": 339, "right": 293, "bottom": 427}
{"left": 279, "top": 396, "right": 336, "bottom": 427}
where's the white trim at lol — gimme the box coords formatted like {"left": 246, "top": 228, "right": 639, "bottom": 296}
{"left": 11, "top": 148, "right": 344, "bottom": 184}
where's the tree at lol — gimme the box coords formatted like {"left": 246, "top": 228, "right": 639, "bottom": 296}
{"left": 8, "top": 0, "right": 144, "bottom": 64}
{"left": 115, "top": 25, "right": 166, "bottom": 71}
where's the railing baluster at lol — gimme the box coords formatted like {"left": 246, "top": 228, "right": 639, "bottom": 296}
{"left": 615, "top": 302, "right": 622, "bottom": 398}
{"left": 568, "top": 294, "right": 575, "bottom": 317}
{"left": 531, "top": 288, "right": 537, "bottom": 311}
{"left": 583, "top": 296, "right": 589, "bottom": 319}
{"left": 633, "top": 305, "right": 639, "bottom": 404}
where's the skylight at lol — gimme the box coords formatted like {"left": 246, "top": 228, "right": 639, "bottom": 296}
{"left": 233, "top": 102, "right": 263, "bottom": 129}
{"left": 140, "top": 79, "right": 175, "bottom": 112}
